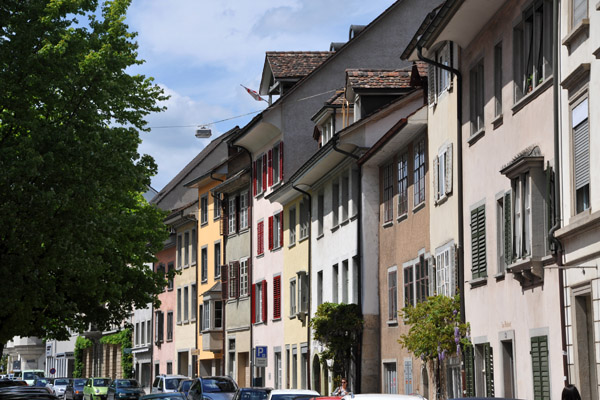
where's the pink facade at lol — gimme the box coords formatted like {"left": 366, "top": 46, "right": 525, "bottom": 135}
{"left": 153, "top": 245, "right": 177, "bottom": 377}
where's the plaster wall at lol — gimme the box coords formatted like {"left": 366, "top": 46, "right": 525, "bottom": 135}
{"left": 153, "top": 246, "right": 176, "bottom": 376}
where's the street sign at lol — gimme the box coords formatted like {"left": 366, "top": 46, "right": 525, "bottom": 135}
{"left": 50, "top": 368, "right": 56, "bottom": 375}
{"left": 255, "top": 346, "right": 267, "bottom": 367}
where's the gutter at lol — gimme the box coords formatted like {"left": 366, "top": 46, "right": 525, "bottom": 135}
{"left": 415, "top": 45, "right": 466, "bottom": 323}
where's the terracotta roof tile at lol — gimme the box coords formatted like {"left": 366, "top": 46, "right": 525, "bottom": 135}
{"left": 414, "top": 61, "right": 428, "bottom": 78}
{"left": 345, "top": 69, "right": 413, "bottom": 90}
{"left": 325, "top": 89, "right": 346, "bottom": 106}
{"left": 266, "top": 51, "right": 333, "bottom": 80}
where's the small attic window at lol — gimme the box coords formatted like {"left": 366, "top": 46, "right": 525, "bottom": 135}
{"left": 349, "top": 25, "right": 366, "bottom": 40}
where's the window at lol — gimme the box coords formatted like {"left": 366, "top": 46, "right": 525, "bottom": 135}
{"left": 214, "top": 242, "right": 221, "bottom": 278}
{"left": 166, "top": 362, "right": 172, "bottom": 375}
{"left": 513, "top": 0, "right": 553, "bottom": 102}
{"left": 397, "top": 153, "right": 408, "bottom": 216}
{"left": 252, "top": 281, "right": 267, "bottom": 323}
{"left": 275, "top": 351, "right": 282, "bottom": 389}
{"left": 497, "top": 196, "right": 506, "bottom": 274}
{"left": 201, "top": 195, "right": 208, "bottom": 225}
{"left": 383, "top": 163, "right": 394, "bottom": 223}
{"left": 214, "top": 301, "right": 223, "bottom": 328}
{"left": 465, "top": 343, "right": 495, "bottom": 397}
{"left": 494, "top": 42, "right": 502, "bottom": 117}
{"left": 214, "top": 194, "right": 221, "bottom": 219}
{"left": 273, "top": 275, "right": 281, "bottom": 320}
{"left": 341, "top": 173, "right": 349, "bottom": 222}
{"left": 257, "top": 221, "right": 264, "bottom": 256}
{"left": 470, "top": 60, "right": 484, "bottom": 135}
{"left": 513, "top": 173, "right": 532, "bottom": 259}
{"left": 177, "top": 234, "right": 183, "bottom": 269}
{"left": 572, "top": 0, "right": 588, "bottom": 27}
{"left": 135, "top": 322, "right": 140, "bottom": 346}
{"left": 167, "top": 263, "right": 174, "bottom": 290}
{"left": 272, "top": 143, "right": 281, "bottom": 185}
{"left": 271, "top": 212, "right": 282, "bottom": 249}
{"left": 228, "top": 262, "right": 239, "bottom": 299}
{"left": 434, "top": 144, "right": 453, "bottom": 202}
{"left": 191, "top": 284, "right": 197, "bottom": 321}
{"left": 413, "top": 139, "right": 426, "bottom": 206}
{"left": 471, "top": 205, "right": 487, "bottom": 279}
{"left": 292, "top": 347, "right": 298, "bottom": 388}
{"left": 184, "top": 286, "right": 189, "bottom": 322}
{"left": 299, "top": 201, "right": 309, "bottom": 240}
{"left": 317, "top": 271, "right": 323, "bottom": 306}
{"left": 240, "top": 259, "right": 249, "bottom": 297}
{"left": 297, "top": 271, "right": 309, "bottom": 314}
{"left": 427, "top": 42, "right": 453, "bottom": 105}
{"left": 403, "top": 265, "right": 414, "bottom": 308}
{"left": 342, "top": 260, "right": 349, "bottom": 303}
{"left": 383, "top": 362, "right": 398, "bottom": 394}
{"left": 300, "top": 349, "right": 308, "bottom": 389}
{"left": 155, "top": 311, "right": 164, "bottom": 343}
{"left": 290, "top": 278, "right": 297, "bottom": 316}
{"left": 157, "top": 263, "right": 166, "bottom": 291}
{"left": 332, "top": 264, "right": 339, "bottom": 303}
{"left": 415, "top": 255, "right": 429, "bottom": 303}
{"left": 332, "top": 182, "right": 339, "bottom": 227}
{"left": 240, "top": 191, "right": 249, "bottom": 230}
{"left": 201, "top": 247, "right": 208, "bottom": 282}
{"left": 436, "top": 243, "right": 454, "bottom": 296}
{"left": 198, "top": 304, "right": 203, "bottom": 332}
{"left": 184, "top": 231, "right": 190, "bottom": 267}
{"left": 572, "top": 98, "right": 589, "bottom": 214}
{"left": 203, "top": 301, "right": 210, "bottom": 330}
{"left": 317, "top": 193, "right": 324, "bottom": 236}
{"left": 388, "top": 268, "right": 398, "bottom": 322}
{"left": 147, "top": 320, "right": 151, "bottom": 345}
{"left": 254, "top": 154, "right": 264, "bottom": 196}
{"left": 228, "top": 197, "right": 237, "bottom": 234}
{"left": 191, "top": 228, "right": 197, "bottom": 265}
{"left": 167, "top": 312, "right": 173, "bottom": 341}
{"left": 531, "top": 336, "right": 550, "bottom": 399}
{"left": 289, "top": 206, "right": 297, "bottom": 245}
{"left": 177, "top": 288, "right": 182, "bottom": 323}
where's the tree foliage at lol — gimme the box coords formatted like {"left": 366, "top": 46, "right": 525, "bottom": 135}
{"left": 0, "top": 0, "right": 169, "bottom": 347}
{"left": 310, "top": 302, "right": 363, "bottom": 380}
{"left": 73, "top": 336, "right": 93, "bottom": 378}
{"left": 100, "top": 328, "right": 133, "bottom": 378}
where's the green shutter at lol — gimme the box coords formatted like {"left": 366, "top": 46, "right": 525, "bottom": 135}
{"left": 531, "top": 336, "right": 550, "bottom": 400}
{"left": 504, "top": 192, "right": 513, "bottom": 266}
{"left": 484, "top": 343, "right": 495, "bottom": 397}
{"left": 464, "top": 344, "right": 475, "bottom": 397}
{"left": 471, "top": 205, "right": 487, "bottom": 278}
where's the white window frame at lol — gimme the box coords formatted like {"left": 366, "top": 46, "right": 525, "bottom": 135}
{"left": 213, "top": 194, "right": 221, "bottom": 220}
{"left": 413, "top": 139, "right": 426, "bottom": 207}
{"left": 184, "top": 230, "right": 190, "bottom": 268}
{"left": 397, "top": 152, "right": 408, "bottom": 216}
{"left": 201, "top": 195, "right": 208, "bottom": 225}
{"left": 273, "top": 212, "right": 282, "bottom": 249}
{"left": 203, "top": 300, "right": 211, "bottom": 331}
{"left": 273, "top": 143, "right": 281, "bottom": 185}
{"left": 513, "top": 173, "right": 531, "bottom": 259}
{"left": 290, "top": 278, "right": 297, "bottom": 317}
{"left": 435, "top": 242, "right": 454, "bottom": 297}
{"left": 183, "top": 285, "right": 189, "bottom": 323}
{"left": 240, "top": 259, "right": 249, "bottom": 297}
{"left": 387, "top": 266, "right": 398, "bottom": 323}
{"left": 240, "top": 191, "right": 249, "bottom": 230}
{"left": 299, "top": 201, "right": 309, "bottom": 240}
{"left": 228, "top": 196, "right": 237, "bottom": 234}
{"left": 256, "top": 282, "right": 264, "bottom": 322}
{"left": 229, "top": 263, "right": 237, "bottom": 300}
{"left": 289, "top": 206, "right": 296, "bottom": 246}
{"left": 256, "top": 154, "right": 264, "bottom": 196}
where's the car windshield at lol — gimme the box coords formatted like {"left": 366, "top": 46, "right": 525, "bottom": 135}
{"left": 202, "top": 378, "right": 236, "bottom": 393}
{"left": 117, "top": 380, "right": 139, "bottom": 388}
{"left": 240, "top": 390, "right": 270, "bottom": 400}
{"left": 55, "top": 379, "right": 70, "bottom": 385}
{"left": 93, "top": 379, "right": 110, "bottom": 387}
{"left": 24, "top": 372, "right": 44, "bottom": 380}
{"left": 74, "top": 379, "right": 87, "bottom": 387}
{"left": 180, "top": 381, "right": 192, "bottom": 391}
{"left": 165, "top": 378, "right": 183, "bottom": 390}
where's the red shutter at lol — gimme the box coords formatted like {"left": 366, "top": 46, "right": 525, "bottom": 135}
{"left": 251, "top": 283, "right": 256, "bottom": 324}
{"left": 268, "top": 216, "right": 274, "bottom": 250}
{"left": 234, "top": 261, "right": 240, "bottom": 298}
{"left": 273, "top": 275, "right": 281, "bottom": 319}
{"left": 262, "top": 279, "right": 268, "bottom": 322}
{"left": 221, "top": 263, "right": 229, "bottom": 300}
{"left": 262, "top": 155, "right": 267, "bottom": 192}
{"left": 268, "top": 149, "right": 273, "bottom": 187}
{"left": 253, "top": 161, "right": 257, "bottom": 197}
{"left": 279, "top": 142, "right": 284, "bottom": 182}
{"left": 257, "top": 221, "right": 264, "bottom": 255}
{"left": 279, "top": 211, "right": 284, "bottom": 248}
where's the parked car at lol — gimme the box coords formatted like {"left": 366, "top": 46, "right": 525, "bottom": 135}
{"left": 151, "top": 375, "right": 188, "bottom": 394}
{"left": 0, "top": 378, "right": 28, "bottom": 388}
{"left": 106, "top": 379, "right": 145, "bottom": 400}
{"left": 0, "top": 385, "right": 59, "bottom": 399}
{"left": 232, "top": 387, "right": 272, "bottom": 400}
{"left": 83, "top": 377, "right": 111, "bottom": 400}
{"left": 187, "top": 376, "right": 238, "bottom": 400}
{"left": 65, "top": 378, "right": 88, "bottom": 400}
{"left": 52, "top": 378, "right": 71, "bottom": 398}
{"left": 341, "top": 395, "right": 425, "bottom": 400}
{"left": 176, "top": 379, "right": 193, "bottom": 398}
{"left": 268, "top": 390, "right": 320, "bottom": 400}
{"left": 34, "top": 377, "right": 54, "bottom": 391}
{"left": 22, "top": 369, "right": 46, "bottom": 386}
{"left": 140, "top": 393, "right": 186, "bottom": 400}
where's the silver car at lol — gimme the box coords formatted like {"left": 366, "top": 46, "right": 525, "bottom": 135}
{"left": 53, "top": 378, "right": 71, "bottom": 398}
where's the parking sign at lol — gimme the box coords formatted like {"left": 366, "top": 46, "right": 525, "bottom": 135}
{"left": 255, "top": 346, "right": 268, "bottom": 367}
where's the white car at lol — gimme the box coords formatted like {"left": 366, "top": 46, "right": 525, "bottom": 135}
{"left": 52, "top": 378, "right": 71, "bottom": 398}
{"left": 268, "top": 389, "right": 320, "bottom": 400}
{"left": 342, "top": 394, "right": 426, "bottom": 400}
{"left": 151, "top": 374, "right": 188, "bottom": 394}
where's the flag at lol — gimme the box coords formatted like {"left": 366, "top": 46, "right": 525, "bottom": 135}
{"left": 241, "top": 84, "right": 266, "bottom": 102}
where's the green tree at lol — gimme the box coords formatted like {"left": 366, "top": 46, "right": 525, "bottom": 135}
{"left": 0, "top": 0, "right": 169, "bottom": 354}
{"left": 398, "top": 294, "right": 470, "bottom": 400}
{"left": 310, "top": 303, "right": 363, "bottom": 385}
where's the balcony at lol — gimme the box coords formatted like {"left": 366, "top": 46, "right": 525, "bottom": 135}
{"left": 201, "top": 329, "right": 223, "bottom": 352}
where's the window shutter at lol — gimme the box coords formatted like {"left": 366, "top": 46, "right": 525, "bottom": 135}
{"left": 445, "top": 143, "right": 453, "bottom": 194}
{"left": 234, "top": 261, "right": 240, "bottom": 299}
{"left": 273, "top": 275, "right": 281, "bottom": 319}
{"left": 428, "top": 257, "right": 436, "bottom": 296}
{"left": 279, "top": 211, "right": 284, "bottom": 247}
{"left": 251, "top": 284, "right": 256, "bottom": 324}
{"left": 279, "top": 141, "right": 284, "bottom": 182}
{"left": 450, "top": 244, "right": 456, "bottom": 295}
{"left": 448, "top": 42, "right": 454, "bottom": 90}
{"left": 464, "top": 344, "right": 475, "bottom": 397}
{"left": 262, "top": 280, "right": 268, "bottom": 323}
{"left": 573, "top": 119, "right": 589, "bottom": 190}
{"left": 158, "top": 311, "right": 164, "bottom": 342}
{"left": 531, "top": 336, "right": 550, "bottom": 400}
{"left": 221, "top": 263, "right": 228, "bottom": 300}
{"left": 433, "top": 155, "right": 439, "bottom": 201}
{"left": 471, "top": 205, "right": 487, "bottom": 279}
{"left": 262, "top": 155, "right": 267, "bottom": 192}
{"left": 484, "top": 343, "right": 495, "bottom": 397}
{"left": 257, "top": 221, "right": 264, "bottom": 255}
{"left": 253, "top": 161, "right": 257, "bottom": 196}
{"left": 268, "top": 216, "right": 274, "bottom": 250}
{"left": 504, "top": 192, "right": 513, "bottom": 266}
{"left": 428, "top": 64, "right": 436, "bottom": 105}
{"left": 268, "top": 149, "right": 273, "bottom": 187}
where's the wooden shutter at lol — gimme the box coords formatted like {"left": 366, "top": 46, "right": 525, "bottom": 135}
{"left": 268, "top": 149, "right": 273, "bottom": 187}
{"left": 573, "top": 118, "right": 589, "bottom": 190}
{"left": 257, "top": 221, "right": 264, "bottom": 255}
{"left": 234, "top": 261, "right": 240, "bottom": 299}
{"left": 221, "top": 263, "right": 229, "bottom": 300}
{"left": 253, "top": 161, "right": 257, "bottom": 196}
{"left": 251, "top": 284, "right": 256, "bottom": 324}
{"left": 262, "top": 155, "right": 267, "bottom": 192}
{"left": 279, "top": 141, "right": 284, "bottom": 182}
{"left": 464, "top": 345, "right": 475, "bottom": 397}
{"left": 428, "top": 63, "right": 436, "bottom": 105}
{"left": 484, "top": 343, "right": 495, "bottom": 397}
{"left": 504, "top": 192, "right": 513, "bottom": 266}
{"left": 531, "top": 336, "right": 550, "bottom": 400}
{"left": 268, "top": 216, "right": 274, "bottom": 250}
{"left": 433, "top": 155, "right": 439, "bottom": 201}
{"left": 470, "top": 205, "right": 487, "bottom": 279}
{"left": 221, "top": 195, "right": 228, "bottom": 236}
{"left": 273, "top": 275, "right": 281, "bottom": 319}
{"left": 445, "top": 143, "right": 453, "bottom": 194}
{"left": 279, "top": 211, "right": 284, "bottom": 248}
{"left": 262, "top": 280, "right": 268, "bottom": 323}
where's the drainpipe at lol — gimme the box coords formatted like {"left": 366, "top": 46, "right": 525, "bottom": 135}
{"left": 292, "top": 185, "right": 312, "bottom": 391}
{"left": 547, "top": 0, "right": 568, "bottom": 385}
{"left": 332, "top": 136, "right": 362, "bottom": 393}
{"left": 416, "top": 45, "right": 465, "bottom": 322}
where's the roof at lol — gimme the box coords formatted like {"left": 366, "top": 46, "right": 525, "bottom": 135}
{"left": 266, "top": 52, "right": 333, "bottom": 80}
{"left": 346, "top": 69, "right": 413, "bottom": 90}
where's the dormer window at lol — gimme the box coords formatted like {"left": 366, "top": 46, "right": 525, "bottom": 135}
{"left": 320, "top": 118, "right": 334, "bottom": 145}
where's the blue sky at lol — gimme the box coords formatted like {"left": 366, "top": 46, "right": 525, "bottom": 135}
{"left": 126, "top": 0, "right": 396, "bottom": 191}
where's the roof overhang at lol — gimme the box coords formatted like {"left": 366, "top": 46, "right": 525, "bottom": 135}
{"left": 233, "top": 118, "right": 281, "bottom": 154}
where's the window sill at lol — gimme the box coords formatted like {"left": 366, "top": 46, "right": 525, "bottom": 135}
{"left": 434, "top": 195, "right": 448, "bottom": 206}
{"left": 272, "top": 317, "right": 282, "bottom": 322}
{"left": 257, "top": 253, "right": 264, "bottom": 259}
{"left": 350, "top": 214, "right": 359, "bottom": 222}
{"left": 298, "top": 235, "right": 309, "bottom": 244}
{"left": 494, "top": 271, "right": 506, "bottom": 281}
{"left": 512, "top": 75, "right": 553, "bottom": 115}
{"left": 469, "top": 277, "right": 487, "bottom": 288}
{"left": 289, "top": 314, "right": 297, "bottom": 320}
{"left": 177, "top": 322, "right": 182, "bottom": 326}
{"left": 166, "top": 339, "right": 173, "bottom": 343}
{"left": 316, "top": 233, "right": 324, "bottom": 240}
{"left": 167, "top": 287, "right": 174, "bottom": 292}
{"left": 562, "top": 19, "right": 589, "bottom": 48}
{"left": 594, "top": 46, "right": 600, "bottom": 59}
{"left": 413, "top": 202, "right": 425, "bottom": 214}
{"left": 227, "top": 231, "right": 238, "bottom": 238}
{"left": 200, "top": 221, "right": 209, "bottom": 228}
{"left": 467, "top": 129, "right": 485, "bottom": 146}
{"left": 397, "top": 213, "right": 407, "bottom": 223}
{"left": 331, "top": 225, "right": 340, "bottom": 233}
{"left": 191, "top": 318, "right": 197, "bottom": 323}
{"left": 507, "top": 257, "right": 543, "bottom": 287}
{"left": 201, "top": 279, "right": 208, "bottom": 284}
{"left": 239, "top": 227, "right": 250, "bottom": 233}
{"left": 492, "top": 114, "right": 503, "bottom": 130}
{"left": 340, "top": 218, "right": 350, "bottom": 226}
{"left": 382, "top": 221, "right": 393, "bottom": 228}
{"left": 270, "top": 245, "right": 282, "bottom": 253}
{"left": 386, "top": 320, "right": 398, "bottom": 327}
{"left": 288, "top": 242, "right": 296, "bottom": 249}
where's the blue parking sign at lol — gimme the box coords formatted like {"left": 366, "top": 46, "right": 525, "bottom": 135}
{"left": 255, "top": 346, "right": 268, "bottom": 367}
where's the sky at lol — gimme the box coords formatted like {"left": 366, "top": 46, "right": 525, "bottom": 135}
{"left": 126, "top": 0, "right": 397, "bottom": 191}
